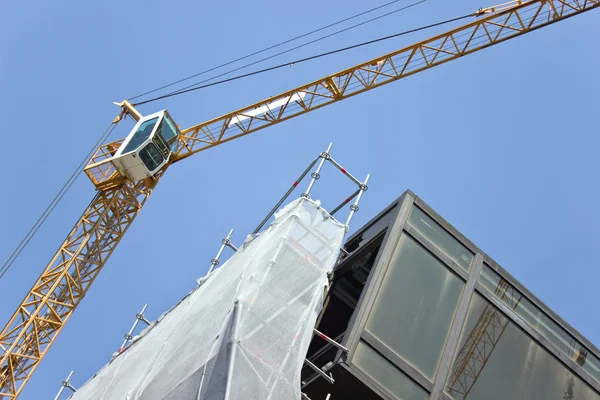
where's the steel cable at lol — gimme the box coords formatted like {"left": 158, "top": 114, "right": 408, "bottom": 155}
{"left": 128, "top": 0, "right": 420, "bottom": 102}
{"left": 0, "top": 121, "right": 118, "bottom": 280}
{"left": 134, "top": 12, "right": 474, "bottom": 106}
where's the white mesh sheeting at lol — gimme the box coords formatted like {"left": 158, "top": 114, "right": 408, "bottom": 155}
{"left": 70, "top": 198, "right": 345, "bottom": 400}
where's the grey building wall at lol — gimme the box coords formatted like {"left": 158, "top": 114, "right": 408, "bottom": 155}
{"left": 317, "top": 190, "right": 600, "bottom": 400}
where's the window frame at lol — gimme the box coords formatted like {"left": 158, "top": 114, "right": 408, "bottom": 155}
{"left": 361, "top": 231, "right": 468, "bottom": 382}
{"left": 341, "top": 190, "right": 600, "bottom": 399}
{"left": 120, "top": 116, "right": 161, "bottom": 155}
{"left": 138, "top": 142, "right": 164, "bottom": 172}
{"left": 413, "top": 193, "right": 600, "bottom": 384}
{"left": 474, "top": 280, "right": 600, "bottom": 393}
{"left": 407, "top": 206, "right": 474, "bottom": 273}
{"left": 443, "top": 290, "right": 600, "bottom": 399}
{"left": 353, "top": 339, "right": 432, "bottom": 399}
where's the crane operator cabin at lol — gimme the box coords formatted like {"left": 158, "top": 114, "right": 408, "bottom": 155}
{"left": 112, "top": 110, "right": 181, "bottom": 181}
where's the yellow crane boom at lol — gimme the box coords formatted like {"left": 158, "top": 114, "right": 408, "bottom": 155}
{"left": 0, "top": 0, "right": 597, "bottom": 397}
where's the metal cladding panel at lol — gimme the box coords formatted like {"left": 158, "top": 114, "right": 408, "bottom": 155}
{"left": 112, "top": 152, "right": 148, "bottom": 181}
{"left": 69, "top": 198, "right": 345, "bottom": 400}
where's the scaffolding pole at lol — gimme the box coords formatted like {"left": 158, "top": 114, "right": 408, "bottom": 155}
{"left": 119, "top": 304, "right": 150, "bottom": 353}
{"left": 53, "top": 370, "right": 76, "bottom": 400}
{"left": 208, "top": 229, "right": 235, "bottom": 275}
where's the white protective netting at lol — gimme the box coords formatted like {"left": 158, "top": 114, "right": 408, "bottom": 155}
{"left": 70, "top": 198, "right": 345, "bottom": 400}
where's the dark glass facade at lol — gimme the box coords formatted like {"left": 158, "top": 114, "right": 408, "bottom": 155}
{"left": 303, "top": 190, "right": 600, "bottom": 400}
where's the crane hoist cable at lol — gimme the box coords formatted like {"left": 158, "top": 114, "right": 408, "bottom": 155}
{"left": 0, "top": 0, "right": 425, "bottom": 282}
{"left": 128, "top": 0, "right": 421, "bottom": 102}
{"left": 0, "top": 0, "right": 432, "bottom": 283}
{"left": 0, "top": 0, "right": 426, "bottom": 283}
{"left": 0, "top": 121, "right": 119, "bottom": 281}
{"left": 212, "top": 3, "right": 549, "bottom": 122}
{"left": 139, "top": 0, "right": 427, "bottom": 103}
{"left": 134, "top": 12, "right": 474, "bottom": 106}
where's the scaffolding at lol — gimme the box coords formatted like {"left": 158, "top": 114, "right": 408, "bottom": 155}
{"left": 62, "top": 145, "right": 367, "bottom": 400}
{"left": 53, "top": 371, "right": 76, "bottom": 400}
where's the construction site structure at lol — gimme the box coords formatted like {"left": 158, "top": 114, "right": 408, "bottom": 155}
{"left": 299, "top": 190, "right": 600, "bottom": 399}
{"left": 0, "top": 0, "right": 599, "bottom": 398}
{"left": 58, "top": 148, "right": 367, "bottom": 399}
{"left": 55, "top": 187, "right": 599, "bottom": 400}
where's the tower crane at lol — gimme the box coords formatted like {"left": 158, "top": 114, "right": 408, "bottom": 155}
{"left": 0, "top": 0, "right": 598, "bottom": 397}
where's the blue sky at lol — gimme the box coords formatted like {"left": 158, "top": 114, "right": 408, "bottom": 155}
{"left": 0, "top": 0, "right": 598, "bottom": 398}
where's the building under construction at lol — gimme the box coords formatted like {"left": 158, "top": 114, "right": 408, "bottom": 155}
{"left": 299, "top": 190, "right": 600, "bottom": 400}
{"left": 57, "top": 189, "right": 600, "bottom": 400}
{"left": 2, "top": 1, "right": 599, "bottom": 399}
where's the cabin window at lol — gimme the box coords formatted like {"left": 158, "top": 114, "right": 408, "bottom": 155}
{"left": 159, "top": 116, "right": 179, "bottom": 152}
{"left": 122, "top": 117, "right": 159, "bottom": 154}
{"left": 139, "top": 143, "right": 164, "bottom": 172}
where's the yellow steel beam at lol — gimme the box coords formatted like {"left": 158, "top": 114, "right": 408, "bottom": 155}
{"left": 173, "top": 0, "right": 598, "bottom": 163}
{"left": 1, "top": 0, "right": 598, "bottom": 397}
{"left": 0, "top": 176, "right": 160, "bottom": 398}
{"left": 476, "top": 0, "right": 526, "bottom": 15}
{"left": 113, "top": 100, "right": 143, "bottom": 123}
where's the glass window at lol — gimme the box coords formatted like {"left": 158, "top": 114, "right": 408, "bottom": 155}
{"left": 121, "top": 117, "right": 159, "bottom": 154}
{"left": 139, "top": 143, "right": 164, "bottom": 172}
{"left": 445, "top": 293, "right": 600, "bottom": 400}
{"left": 161, "top": 115, "right": 179, "bottom": 152}
{"left": 479, "top": 265, "right": 600, "bottom": 383}
{"left": 354, "top": 341, "right": 428, "bottom": 400}
{"left": 408, "top": 207, "right": 473, "bottom": 272}
{"left": 154, "top": 116, "right": 179, "bottom": 157}
{"left": 153, "top": 135, "right": 169, "bottom": 158}
{"left": 365, "top": 234, "right": 464, "bottom": 379}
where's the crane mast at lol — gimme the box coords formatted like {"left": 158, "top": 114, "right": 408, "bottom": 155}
{"left": 1, "top": 0, "right": 598, "bottom": 397}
